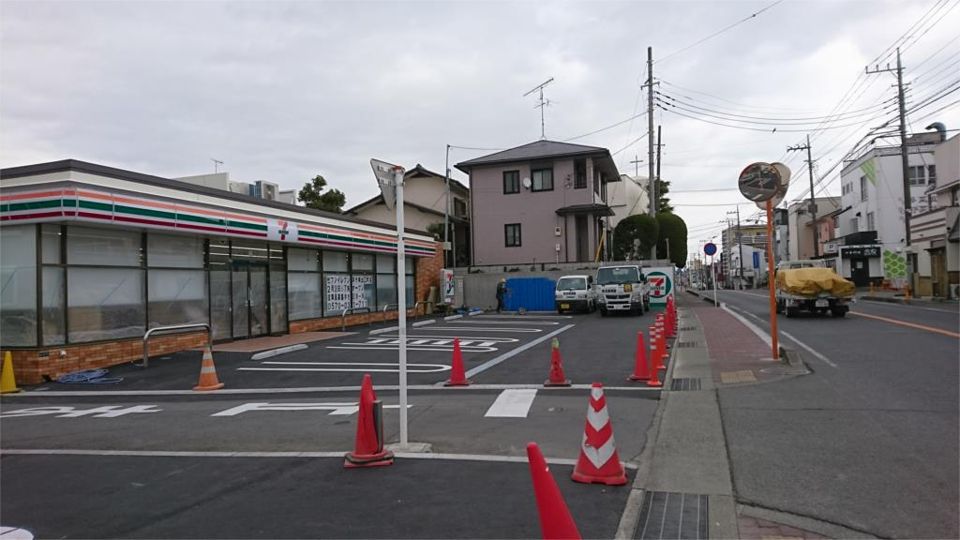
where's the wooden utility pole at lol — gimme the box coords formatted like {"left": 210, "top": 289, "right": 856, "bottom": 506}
{"left": 787, "top": 134, "right": 818, "bottom": 257}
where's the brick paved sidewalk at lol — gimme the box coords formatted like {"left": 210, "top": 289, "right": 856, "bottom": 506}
{"left": 739, "top": 515, "right": 828, "bottom": 540}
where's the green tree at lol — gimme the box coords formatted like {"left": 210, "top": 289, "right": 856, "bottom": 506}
{"left": 655, "top": 212, "right": 687, "bottom": 268}
{"left": 656, "top": 178, "right": 673, "bottom": 213}
{"left": 298, "top": 175, "right": 346, "bottom": 212}
{"left": 613, "top": 214, "right": 659, "bottom": 260}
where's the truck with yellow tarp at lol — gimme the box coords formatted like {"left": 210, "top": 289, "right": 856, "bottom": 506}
{"left": 775, "top": 262, "right": 855, "bottom": 318}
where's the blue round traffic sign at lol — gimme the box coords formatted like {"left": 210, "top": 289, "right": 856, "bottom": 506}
{"left": 704, "top": 242, "right": 717, "bottom": 256}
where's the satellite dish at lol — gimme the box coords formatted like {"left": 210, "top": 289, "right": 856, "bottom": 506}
{"left": 522, "top": 177, "right": 532, "bottom": 189}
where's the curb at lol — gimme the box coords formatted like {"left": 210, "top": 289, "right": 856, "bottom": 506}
{"left": 443, "top": 314, "right": 463, "bottom": 321}
{"left": 369, "top": 326, "right": 399, "bottom": 335}
{"left": 738, "top": 502, "right": 878, "bottom": 539}
{"left": 249, "top": 344, "right": 309, "bottom": 361}
{"left": 411, "top": 319, "right": 436, "bottom": 327}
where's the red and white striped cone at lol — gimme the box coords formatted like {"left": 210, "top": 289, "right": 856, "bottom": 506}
{"left": 571, "top": 383, "right": 627, "bottom": 486}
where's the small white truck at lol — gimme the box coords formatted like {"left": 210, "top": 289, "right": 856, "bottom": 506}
{"left": 595, "top": 264, "right": 649, "bottom": 316}
{"left": 554, "top": 275, "right": 597, "bottom": 314}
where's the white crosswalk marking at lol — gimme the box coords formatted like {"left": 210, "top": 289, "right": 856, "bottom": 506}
{"left": 484, "top": 389, "right": 538, "bottom": 418}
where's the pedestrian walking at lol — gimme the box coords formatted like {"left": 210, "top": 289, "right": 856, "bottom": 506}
{"left": 496, "top": 278, "right": 507, "bottom": 313}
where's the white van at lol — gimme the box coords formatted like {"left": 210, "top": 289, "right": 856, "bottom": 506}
{"left": 554, "top": 275, "right": 597, "bottom": 314}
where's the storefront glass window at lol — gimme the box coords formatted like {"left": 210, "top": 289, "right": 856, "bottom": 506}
{"left": 147, "top": 269, "right": 208, "bottom": 328}
{"left": 323, "top": 251, "right": 349, "bottom": 272}
{"left": 42, "top": 267, "right": 65, "bottom": 345}
{"left": 67, "top": 267, "right": 144, "bottom": 342}
{"left": 67, "top": 226, "right": 141, "bottom": 266}
{"left": 0, "top": 225, "right": 37, "bottom": 346}
{"left": 288, "top": 248, "right": 319, "bottom": 271}
{"left": 41, "top": 224, "right": 61, "bottom": 264}
{"left": 352, "top": 274, "right": 375, "bottom": 310}
{"left": 324, "top": 273, "right": 351, "bottom": 316}
{"left": 270, "top": 263, "right": 287, "bottom": 332}
{"left": 288, "top": 273, "right": 322, "bottom": 320}
{"left": 147, "top": 234, "right": 203, "bottom": 268}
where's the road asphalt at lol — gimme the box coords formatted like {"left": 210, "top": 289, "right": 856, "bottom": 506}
{"left": 3, "top": 292, "right": 956, "bottom": 538}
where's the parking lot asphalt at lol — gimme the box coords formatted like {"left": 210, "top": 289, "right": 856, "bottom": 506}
{"left": 2, "top": 309, "right": 669, "bottom": 539}
{"left": 18, "top": 310, "right": 667, "bottom": 392}
{"left": 0, "top": 454, "right": 630, "bottom": 539}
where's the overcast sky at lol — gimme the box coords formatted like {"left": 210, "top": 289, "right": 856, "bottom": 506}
{"left": 3, "top": 0, "right": 958, "bottom": 261}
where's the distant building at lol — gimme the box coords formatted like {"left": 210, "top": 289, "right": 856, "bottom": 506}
{"left": 607, "top": 174, "right": 650, "bottom": 229}
{"left": 720, "top": 223, "right": 766, "bottom": 287}
{"left": 177, "top": 172, "right": 294, "bottom": 204}
{"left": 344, "top": 164, "right": 470, "bottom": 267}
{"left": 786, "top": 196, "right": 841, "bottom": 261}
{"left": 910, "top": 131, "right": 959, "bottom": 298}
{"left": 838, "top": 129, "right": 941, "bottom": 287}
{"left": 455, "top": 140, "right": 621, "bottom": 266}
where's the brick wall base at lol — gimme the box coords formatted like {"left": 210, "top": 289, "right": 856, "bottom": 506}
{"left": 1, "top": 332, "right": 209, "bottom": 386}
{"left": 3, "top": 242, "right": 445, "bottom": 386}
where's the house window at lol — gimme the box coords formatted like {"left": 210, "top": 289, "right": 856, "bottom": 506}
{"left": 454, "top": 198, "right": 467, "bottom": 217}
{"left": 850, "top": 217, "right": 859, "bottom": 232}
{"left": 908, "top": 166, "right": 925, "bottom": 185}
{"left": 593, "top": 169, "right": 600, "bottom": 195}
{"left": 504, "top": 223, "right": 522, "bottom": 247}
{"left": 860, "top": 176, "right": 868, "bottom": 201}
{"left": 531, "top": 168, "right": 553, "bottom": 191}
{"left": 574, "top": 159, "right": 587, "bottom": 189}
{"left": 866, "top": 212, "right": 875, "bottom": 231}
{"left": 927, "top": 165, "right": 936, "bottom": 186}
{"left": 503, "top": 171, "right": 520, "bottom": 194}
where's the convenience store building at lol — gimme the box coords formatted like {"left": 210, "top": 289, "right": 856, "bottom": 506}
{"left": 0, "top": 160, "right": 441, "bottom": 384}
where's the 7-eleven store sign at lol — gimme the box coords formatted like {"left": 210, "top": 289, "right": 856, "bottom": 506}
{"left": 645, "top": 267, "right": 674, "bottom": 306}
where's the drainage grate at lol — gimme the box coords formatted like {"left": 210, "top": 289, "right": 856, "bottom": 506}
{"left": 634, "top": 491, "right": 709, "bottom": 540}
{"left": 679, "top": 326, "right": 696, "bottom": 331}
{"left": 670, "top": 378, "right": 702, "bottom": 391}
{"left": 676, "top": 341, "right": 701, "bottom": 348}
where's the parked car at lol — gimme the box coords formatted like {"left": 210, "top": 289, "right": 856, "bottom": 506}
{"left": 554, "top": 275, "right": 597, "bottom": 314}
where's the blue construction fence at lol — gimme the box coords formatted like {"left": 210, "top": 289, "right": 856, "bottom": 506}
{"left": 503, "top": 277, "right": 556, "bottom": 312}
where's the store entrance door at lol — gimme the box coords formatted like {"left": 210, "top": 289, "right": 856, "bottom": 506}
{"left": 231, "top": 262, "right": 270, "bottom": 338}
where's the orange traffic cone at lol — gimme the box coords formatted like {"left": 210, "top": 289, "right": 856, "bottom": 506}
{"left": 544, "top": 338, "right": 571, "bottom": 387}
{"left": 444, "top": 338, "right": 470, "bottom": 386}
{"left": 193, "top": 345, "right": 224, "bottom": 391}
{"left": 1, "top": 351, "right": 21, "bottom": 394}
{"left": 345, "top": 373, "right": 394, "bottom": 468}
{"left": 571, "top": 383, "right": 627, "bottom": 486}
{"left": 627, "top": 331, "right": 650, "bottom": 382}
{"left": 649, "top": 326, "right": 662, "bottom": 372}
{"left": 527, "top": 442, "right": 582, "bottom": 540}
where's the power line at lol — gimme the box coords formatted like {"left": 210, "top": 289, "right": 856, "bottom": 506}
{"left": 657, "top": 91, "right": 896, "bottom": 124}
{"left": 563, "top": 111, "right": 647, "bottom": 142}
{"left": 657, "top": 0, "right": 786, "bottom": 64}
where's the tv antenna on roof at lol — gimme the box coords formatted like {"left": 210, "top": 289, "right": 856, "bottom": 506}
{"left": 211, "top": 158, "right": 224, "bottom": 173}
{"left": 523, "top": 77, "right": 554, "bottom": 140}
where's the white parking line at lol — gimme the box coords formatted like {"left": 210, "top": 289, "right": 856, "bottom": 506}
{"left": 421, "top": 326, "right": 543, "bottom": 333}
{"left": 240, "top": 362, "right": 451, "bottom": 373}
{"left": 453, "top": 320, "right": 560, "bottom": 326}
{"left": 463, "top": 324, "right": 575, "bottom": 379}
{"left": 484, "top": 389, "right": 538, "bottom": 418}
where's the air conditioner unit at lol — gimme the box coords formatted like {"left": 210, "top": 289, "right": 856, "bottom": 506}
{"left": 554, "top": 227, "right": 562, "bottom": 236}
{"left": 951, "top": 284, "right": 959, "bottom": 299}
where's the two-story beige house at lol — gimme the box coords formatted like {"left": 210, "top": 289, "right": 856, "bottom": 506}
{"left": 455, "top": 140, "right": 621, "bottom": 265}
{"left": 344, "top": 164, "right": 470, "bottom": 266}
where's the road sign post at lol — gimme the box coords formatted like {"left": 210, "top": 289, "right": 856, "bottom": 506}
{"left": 738, "top": 162, "right": 788, "bottom": 361}
{"left": 704, "top": 242, "right": 718, "bottom": 307}
{"left": 371, "top": 159, "right": 409, "bottom": 447}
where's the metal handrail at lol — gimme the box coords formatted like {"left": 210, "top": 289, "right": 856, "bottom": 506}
{"left": 413, "top": 301, "right": 427, "bottom": 321}
{"left": 381, "top": 303, "right": 399, "bottom": 323}
{"left": 340, "top": 307, "right": 372, "bottom": 331}
{"left": 139, "top": 323, "right": 211, "bottom": 368}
